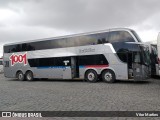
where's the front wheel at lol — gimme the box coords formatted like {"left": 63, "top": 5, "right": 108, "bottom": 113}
{"left": 85, "top": 70, "right": 98, "bottom": 83}
{"left": 102, "top": 70, "right": 115, "bottom": 83}
{"left": 25, "top": 71, "right": 34, "bottom": 81}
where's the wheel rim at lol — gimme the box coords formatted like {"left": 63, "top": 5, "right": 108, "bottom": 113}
{"left": 19, "top": 73, "right": 23, "bottom": 80}
{"left": 104, "top": 72, "right": 112, "bottom": 81}
{"left": 88, "top": 72, "right": 95, "bottom": 81}
{"left": 27, "top": 73, "right": 32, "bottom": 80}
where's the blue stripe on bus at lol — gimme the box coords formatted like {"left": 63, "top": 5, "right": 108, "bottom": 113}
{"left": 37, "top": 65, "right": 105, "bottom": 69}
{"left": 37, "top": 66, "right": 70, "bottom": 69}
{"left": 79, "top": 66, "right": 85, "bottom": 68}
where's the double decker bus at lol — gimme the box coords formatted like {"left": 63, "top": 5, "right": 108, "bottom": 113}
{"left": 3, "top": 28, "right": 150, "bottom": 83}
{"left": 156, "top": 33, "right": 160, "bottom": 76}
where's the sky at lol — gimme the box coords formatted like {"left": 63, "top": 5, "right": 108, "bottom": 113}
{"left": 0, "top": 0, "right": 160, "bottom": 57}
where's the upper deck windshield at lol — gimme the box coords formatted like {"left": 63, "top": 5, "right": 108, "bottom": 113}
{"left": 130, "top": 30, "right": 142, "bottom": 42}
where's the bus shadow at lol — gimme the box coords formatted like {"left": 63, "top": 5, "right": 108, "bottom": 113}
{"left": 9, "top": 79, "right": 84, "bottom": 82}
{"left": 114, "top": 80, "right": 151, "bottom": 84}
{"left": 151, "top": 75, "right": 160, "bottom": 79}
{"left": 9, "top": 78, "right": 151, "bottom": 84}
{"left": 36, "top": 79, "right": 84, "bottom": 82}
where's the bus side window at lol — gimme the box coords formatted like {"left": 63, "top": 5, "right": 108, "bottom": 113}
{"left": 97, "top": 39, "right": 103, "bottom": 44}
{"left": 109, "top": 31, "right": 135, "bottom": 43}
{"left": 102, "top": 38, "right": 108, "bottom": 43}
{"left": 97, "top": 38, "right": 108, "bottom": 44}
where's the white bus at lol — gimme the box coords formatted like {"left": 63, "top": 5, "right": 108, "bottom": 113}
{"left": 157, "top": 33, "right": 160, "bottom": 76}
{"left": 0, "top": 58, "right": 3, "bottom": 73}
{"left": 148, "top": 44, "right": 159, "bottom": 76}
{"left": 3, "top": 28, "right": 150, "bottom": 83}
{"left": 147, "top": 33, "right": 160, "bottom": 77}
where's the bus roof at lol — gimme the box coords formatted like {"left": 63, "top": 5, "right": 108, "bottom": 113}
{"left": 125, "top": 42, "right": 149, "bottom": 46}
{"left": 4, "top": 28, "right": 133, "bottom": 46}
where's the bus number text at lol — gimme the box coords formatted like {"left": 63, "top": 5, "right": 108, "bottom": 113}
{"left": 10, "top": 53, "right": 27, "bottom": 66}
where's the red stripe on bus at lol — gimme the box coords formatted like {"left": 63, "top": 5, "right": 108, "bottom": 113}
{"left": 85, "top": 65, "right": 109, "bottom": 68}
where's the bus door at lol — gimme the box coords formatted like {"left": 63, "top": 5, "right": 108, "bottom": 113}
{"left": 127, "top": 52, "right": 133, "bottom": 79}
{"left": 71, "top": 57, "right": 79, "bottom": 78}
{"left": 132, "top": 52, "right": 142, "bottom": 80}
{"left": 63, "top": 59, "right": 72, "bottom": 79}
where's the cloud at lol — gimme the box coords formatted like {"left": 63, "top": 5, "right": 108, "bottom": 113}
{"left": 0, "top": 25, "right": 70, "bottom": 42}
{"left": 0, "top": 0, "right": 160, "bottom": 56}
{"left": 9, "top": 0, "right": 159, "bottom": 32}
{"left": 0, "top": 25, "right": 70, "bottom": 56}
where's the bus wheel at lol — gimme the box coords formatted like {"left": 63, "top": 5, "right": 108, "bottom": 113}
{"left": 26, "top": 71, "right": 34, "bottom": 81}
{"left": 102, "top": 70, "right": 115, "bottom": 83}
{"left": 85, "top": 70, "right": 98, "bottom": 83}
{"left": 16, "top": 71, "right": 25, "bottom": 81}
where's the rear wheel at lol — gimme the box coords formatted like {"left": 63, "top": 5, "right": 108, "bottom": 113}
{"left": 102, "top": 70, "right": 115, "bottom": 83}
{"left": 85, "top": 70, "right": 98, "bottom": 83}
{"left": 26, "top": 71, "right": 34, "bottom": 81}
{"left": 17, "top": 71, "right": 25, "bottom": 81}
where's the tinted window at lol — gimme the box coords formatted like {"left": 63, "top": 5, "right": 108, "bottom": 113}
{"left": 109, "top": 31, "right": 135, "bottom": 43}
{"left": 4, "top": 45, "right": 16, "bottom": 53}
{"left": 79, "top": 55, "right": 108, "bottom": 65}
{"left": 39, "top": 58, "right": 54, "bottom": 67}
{"left": 112, "top": 43, "right": 141, "bottom": 63}
{"left": 22, "top": 43, "right": 35, "bottom": 51}
{"left": 28, "top": 59, "right": 39, "bottom": 67}
{"left": 4, "top": 32, "right": 109, "bottom": 53}
{"left": 28, "top": 57, "right": 71, "bottom": 67}
{"left": 131, "top": 30, "right": 142, "bottom": 42}
{"left": 97, "top": 32, "right": 109, "bottom": 44}
{"left": 66, "top": 34, "right": 100, "bottom": 47}
{"left": 54, "top": 57, "right": 71, "bottom": 66}
{"left": 112, "top": 41, "right": 140, "bottom": 53}
{"left": 14, "top": 44, "right": 21, "bottom": 52}
{"left": 28, "top": 55, "right": 108, "bottom": 67}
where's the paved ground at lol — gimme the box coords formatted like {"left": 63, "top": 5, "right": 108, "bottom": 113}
{"left": 0, "top": 65, "right": 3, "bottom": 73}
{"left": 0, "top": 73, "right": 160, "bottom": 119}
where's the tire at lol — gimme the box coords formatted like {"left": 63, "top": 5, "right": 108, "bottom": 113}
{"left": 102, "top": 70, "right": 115, "bottom": 83}
{"left": 17, "top": 71, "right": 25, "bottom": 81}
{"left": 25, "top": 71, "right": 34, "bottom": 81}
{"left": 85, "top": 70, "right": 98, "bottom": 83}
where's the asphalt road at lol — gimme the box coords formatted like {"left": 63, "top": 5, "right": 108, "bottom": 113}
{"left": 0, "top": 73, "right": 160, "bottom": 119}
